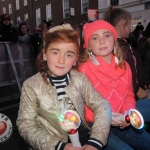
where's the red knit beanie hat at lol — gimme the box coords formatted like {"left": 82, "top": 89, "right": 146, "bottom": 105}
{"left": 83, "top": 20, "right": 118, "bottom": 48}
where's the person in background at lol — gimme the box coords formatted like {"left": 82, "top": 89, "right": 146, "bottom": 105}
{"left": 103, "top": 6, "right": 150, "bottom": 125}
{"left": 16, "top": 23, "right": 111, "bottom": 150}
{"left": 60, "top": 20, "right": 68, "bottom": 25}
{"left": 47, "top": 20, "right": 55, "bottom": 29}
{"left": 17, "top": 20, "right": 22, "bottom": 27}
{"left": 127, "top": 22, "right": 144, "bottom": 49}
{"left": 18, "top": 22, "right": 30, "bottom": 42}
{"left": 137, "top": 22, "right": 150, "bottom": 90}
{"left": 0, "top": 14, "right": 18, "bottom": 42}
{"left": 78, "top": 20, "right": 150, "bottom": 150}
{"left": 30, "top": 26, "right": 43, "bottom": 58}
{"left": 39, "top": 22, "right": 48, "bottom": 36}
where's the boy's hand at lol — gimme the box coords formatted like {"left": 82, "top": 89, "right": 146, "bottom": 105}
{"left": 64, "top": 143, "right": 83, "bottom": 150}
{"left": 83, "top": 145, "right": 98, "bottom": 150}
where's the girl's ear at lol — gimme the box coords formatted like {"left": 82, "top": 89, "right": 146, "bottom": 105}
{"left": 73, "top": 55, "right": 79, "bottom": 66}
{"left": 42, "top": 48, "right": 47, "bottom": 61}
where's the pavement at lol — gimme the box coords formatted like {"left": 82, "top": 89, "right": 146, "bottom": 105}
{"left": 0, "top": 108, "right": 28, "bottom": 150}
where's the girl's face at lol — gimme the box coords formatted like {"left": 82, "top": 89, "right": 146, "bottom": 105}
{"left": 121, "top": 19, "right": 131, "bottom": 38}
{"left": 89, "top": 29, "right": 114, "bottom": 63}
{"left": 43, "top": 41, "right": 78, "bottom": 76}
{"left": 42, "top": 23, "right": 48, "bottom": 32}
{"left": 21, "top": 25, "right": 28, "bottom": 34}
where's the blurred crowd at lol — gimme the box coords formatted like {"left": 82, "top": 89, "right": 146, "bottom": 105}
{"left": 0, "top": 14, "right": 86, "bottom": 58}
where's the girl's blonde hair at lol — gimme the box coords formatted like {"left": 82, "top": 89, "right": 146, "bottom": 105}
{"left": 36, "top": 29, "right": 80, "bottom": 83}
{"left": 103, "top": 6, "right": 131, "bottom": 28}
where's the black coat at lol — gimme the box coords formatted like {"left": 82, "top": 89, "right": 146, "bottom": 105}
{"left": 117, "top": 38, "right": 144, "bottom": 97}
{"left": 0, "top": 22, "right": 18, "bottom": 42}
{"left": 137, "top": 36, "right": 150, "bottom": 87}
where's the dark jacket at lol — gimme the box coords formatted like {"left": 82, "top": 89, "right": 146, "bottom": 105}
{"left": 137, "top": 36, "right": 150, "bottom": 86}
{"left": 117, "top": 38, "right": 144, "bottom": 97}
{"left": 0, "top": 22, "right": 18, "bottom": 42}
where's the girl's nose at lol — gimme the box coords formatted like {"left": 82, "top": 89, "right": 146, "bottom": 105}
{"left": 100, "top": 37, "right": 105, "bottom": 44}
{"left": 58, "top": 56, "right": 65, "bottom": 64}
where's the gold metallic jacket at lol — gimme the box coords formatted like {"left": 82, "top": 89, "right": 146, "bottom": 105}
{"left": 16, "top": 70, "right": 111, "bottom": 150}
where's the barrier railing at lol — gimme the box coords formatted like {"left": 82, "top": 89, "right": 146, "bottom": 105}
{"left": 0, "top": 42, "right": 37, "bottom": 112}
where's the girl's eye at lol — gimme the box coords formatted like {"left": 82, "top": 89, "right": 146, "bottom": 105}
{"left": 105, "top": 34, "right": 111, "bottom": 38}
{"left": 52, "top": 51, "right": 58, "bottom": 55}
{"left": 67, "top": 54, "right": 72, "bottom": 58}
{"left": 92, "top": 37, "right": 98, "bottom": 40}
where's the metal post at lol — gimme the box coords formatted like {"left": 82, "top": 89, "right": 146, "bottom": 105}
{"left": 5, "top": 43, "right": 21, "bottom": 92}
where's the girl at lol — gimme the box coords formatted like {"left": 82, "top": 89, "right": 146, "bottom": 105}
{"left": 103, "top": 6, "right": 150, "bottom": 123}
{"left": 18, "top": 22, "right": 30, "bottom": 42}
{"left": 16, "top": 24, "right": 111, "bottom": 150}
{"left": 39, "top": 22, "right": 48, "bottom": 36}
{"left": 78, "top": 20, "right": 150, "bottom": 150}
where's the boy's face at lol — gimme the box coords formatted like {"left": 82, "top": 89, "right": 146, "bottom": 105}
{"left": 43, "top": 41, "right": 78, "bottom": 76}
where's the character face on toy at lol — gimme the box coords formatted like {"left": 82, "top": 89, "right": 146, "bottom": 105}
{"left": 59, "top": 110, "right": 81, "bottom": 131}
{"left": 128, "top": 109, "right": 144, "bottom": 129}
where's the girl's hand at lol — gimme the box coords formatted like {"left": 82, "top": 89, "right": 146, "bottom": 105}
{"left": 111, "top": 112, "right": 130, "bottom": 129}
{"left": 137, "top": 87, "right": 148, "bottom": 99}
{"left": 83, "top": 145, "right": 98, "bottom": 150}
{"left": 64, "top": 143, "right": 83, "bottom": 150}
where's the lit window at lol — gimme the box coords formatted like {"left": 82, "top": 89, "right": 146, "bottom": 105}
{"left": 46, "top": 4, "right": 52, "bottom": 21}
{"left": 3, "top": 7, "right": 6, "bottom": 14}
{"left": 36, "top": 8, "right": 41, "bottom": 26}
{"left": 24, "top": 13, "right": 28, "bottom": 21}
{"left": 81, "top": 0, "right": 89, "bottom": 14}
{"left": 16, "top": 0, "right": 20, "bottom": 10}
{"left": 24, "top": 0, "right": 27, "bottom": 6}
{"left": 98, "top": 0, "right": 103, "bottom": 10}
{"left": 63, "top": 0, "right": 70, "bottom": 18}
{"left": 111, "top": 0, "right": 119, "bottom": 6}
{"left": 9, "top": 3, "right": 12, "bottom": 14}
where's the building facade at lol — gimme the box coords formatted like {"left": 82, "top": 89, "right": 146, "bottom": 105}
{"left": 98, "top": 0, "right": 150, "bottom": 30}
{"left": 0, "top": 0, "right": 98, "bottom": 32}
{"left": 1, "top": 0, "right": 150, "bottom": 32}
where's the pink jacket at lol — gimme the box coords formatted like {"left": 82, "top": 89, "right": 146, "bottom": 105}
{"left": 79, "top": 55, "right": 135, "bottom": 122}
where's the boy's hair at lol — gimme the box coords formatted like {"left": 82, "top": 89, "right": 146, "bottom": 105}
{"left": 103, "top": 6, "right": 131, "bottom": 28}
{"left": 36, "top": 26, "right": 80, "bottom": 83}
